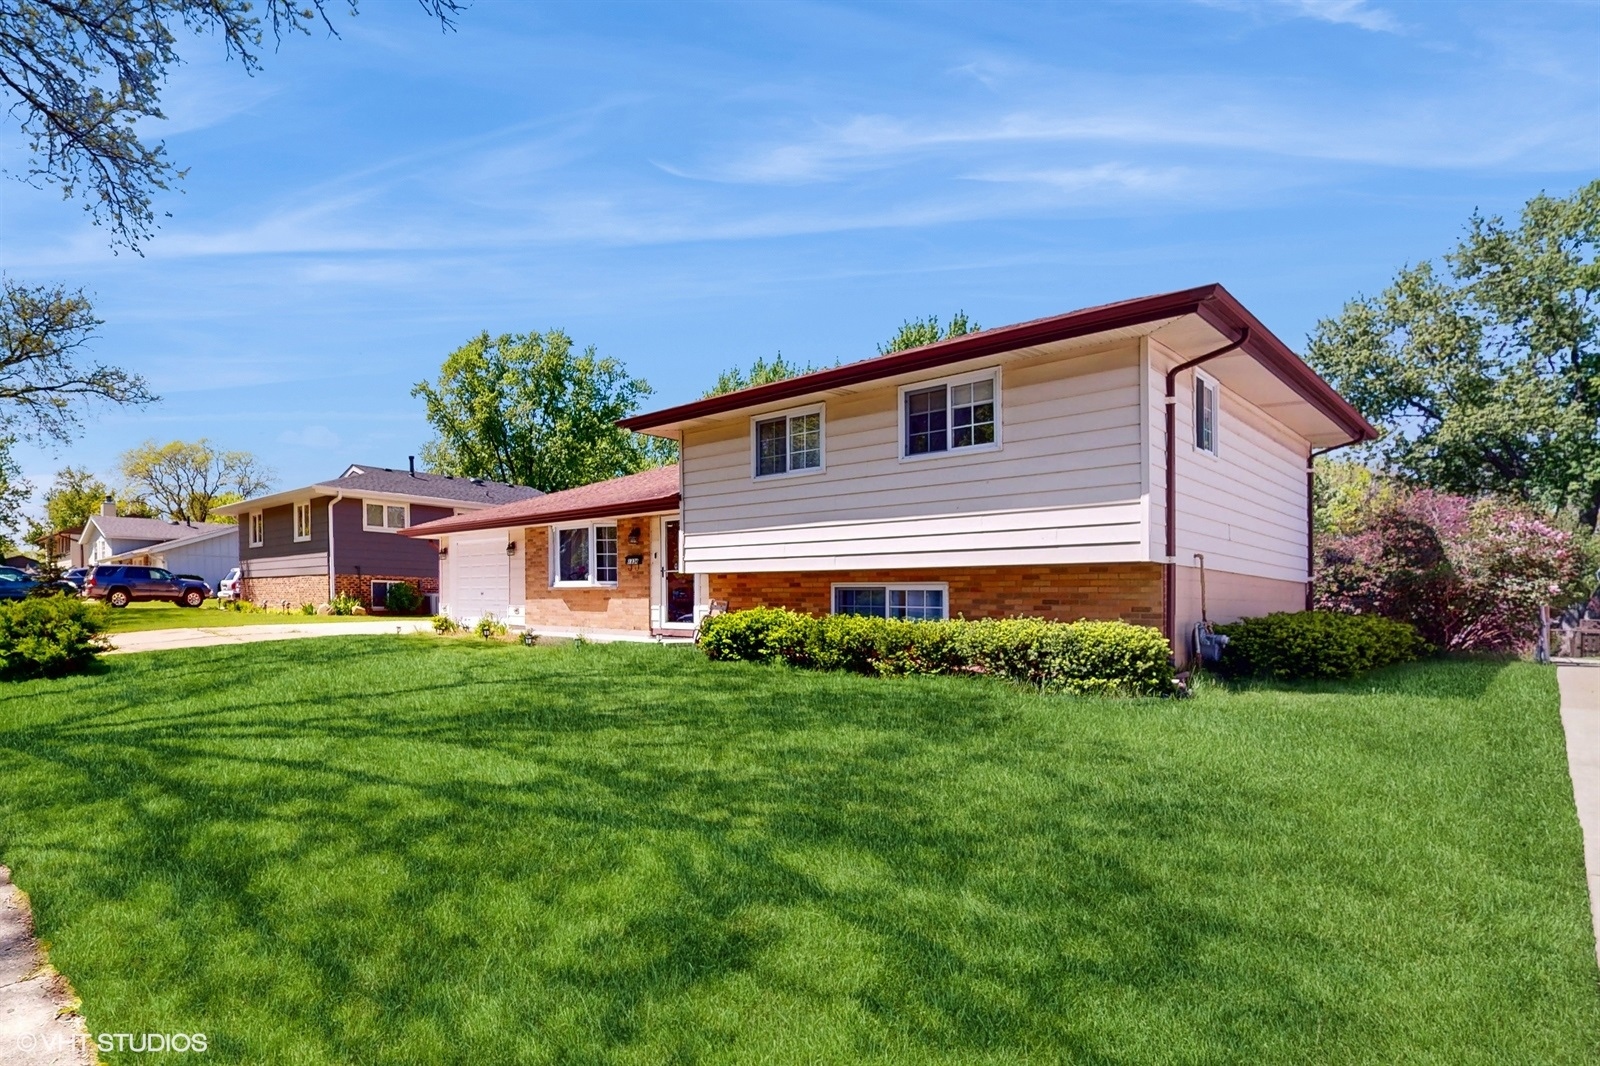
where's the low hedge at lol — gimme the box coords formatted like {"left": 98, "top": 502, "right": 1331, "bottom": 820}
{"left": 1212, "top": 610, "right": 1430, "bottom": 681}
{"left": 0, "top": 596, "right": 111, "bottom": 680}
{"left": 698, "top": 608, "right": 1176, "bottom": 696}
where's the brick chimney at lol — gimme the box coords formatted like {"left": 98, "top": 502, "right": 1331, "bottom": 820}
{"left": 100, "top": 495, "right": 116, "bottom": 518}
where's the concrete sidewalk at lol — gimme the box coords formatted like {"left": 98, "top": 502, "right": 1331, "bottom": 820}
{"left": 0, "top": 867, "right": 92, "bottom": 1066}
{"left": 1557, "top": 662, "right": 1600, "bottom": 968}
{"left": 107, "top": 619, "right": 434, "bottom": 654}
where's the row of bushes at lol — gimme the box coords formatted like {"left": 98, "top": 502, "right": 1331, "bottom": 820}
{"left": 1215, "top": 611, "right": 1431, "bottom": 681}
{"left": 0, "top": 596, "right": 109, "bottom": 680}
{"left": 698, "top": 608, "right": 1177, "bottom": 696}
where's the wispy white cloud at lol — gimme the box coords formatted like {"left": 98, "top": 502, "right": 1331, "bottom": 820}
{"left": 1197, "top": 0, "right": 1403, "bottom": 34}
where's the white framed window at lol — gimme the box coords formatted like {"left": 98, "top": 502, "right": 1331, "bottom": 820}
{"left": 370, "top": 580, "right": 416, "bottom": 610}
{"left": 551, "top": 523, "right": 619, "bottom": 587}
{"left": 1194, "top": 372, "right": 1219, "bottom": 455}
{"left": 293, "top": 501, "right": 312, "bottom": 542}
{"left": 899, "top": 368, "right": 1000, "bottom": 460}
{"left": 363, "top": 500, "right": 409, "bottom": 532}
{"left": 831, "top": 583, "right": 949, "bottom": 621}
{"left": 751, "top": 405, "right": 824, "bottom": 479}
{"left": 248, "top": 511, "right": 264, "bottom": 548}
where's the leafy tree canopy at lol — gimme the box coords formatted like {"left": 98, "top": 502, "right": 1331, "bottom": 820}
{"left": 879, "top": 311, "right": 980, "bottom": 355}
{"left": 41, "top": 465, "right": 110, "bottom": 532}
{"left": 702, "top": 353, "right": 819, "bottom": 398}
{"left": 118, "top": 439, "right": 273, "bottom": 524}
{"left": 0, "top": 436, "right": 28, "bottom": 551}
{"left": 1, "top": 0, "right": 463, "bottom": 250}
{"left": 414, "top": 330, "right": 675, "bottom": 494}
{"left": 1306, "top": 180, "right": 1600, "bottom": 528}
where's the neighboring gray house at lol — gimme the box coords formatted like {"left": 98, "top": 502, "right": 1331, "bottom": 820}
{"left": 80, "top": 500, "right": 239, "bottom": 589}
{"left": 212, "top": 462, "right": 540, "bottom": 610}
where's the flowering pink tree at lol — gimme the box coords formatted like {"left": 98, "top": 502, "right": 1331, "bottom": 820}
{"left": 1314, "top": 487, "right": 1588, "bottom": 651}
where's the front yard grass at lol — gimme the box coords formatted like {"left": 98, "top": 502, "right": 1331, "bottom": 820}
{"left": 0, "top": 639, "right": 1594, "bottom": 1064}
{"left": 99, "top": 600, "right": 384, "bottom": 633}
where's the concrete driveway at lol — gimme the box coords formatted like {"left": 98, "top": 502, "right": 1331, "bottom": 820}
{"left": 107, "top": 620, "right": 434, "bottom": 654}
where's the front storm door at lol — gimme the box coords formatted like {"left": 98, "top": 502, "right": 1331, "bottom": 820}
{"left": 662, "top": 520, "right": 696, "bottom": 625}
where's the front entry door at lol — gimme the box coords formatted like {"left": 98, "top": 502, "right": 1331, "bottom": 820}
{"left": 662, "top": 520, "right": 696, "bottom": 626}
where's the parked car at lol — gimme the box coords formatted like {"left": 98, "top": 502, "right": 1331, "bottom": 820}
{"left": 175, "top": 574, "right": 214, "bottom": 598}
{"left": 84, "top": 565, "right": 210, "bottom": 608}
{"left": 61, "top": 567, "right": 90, "bottom": 590}
{"left": 0, "top": 570, "right": 36, "bottom": 601}
{"left": 217, "top": 567, "right": 241, "bottom": 602}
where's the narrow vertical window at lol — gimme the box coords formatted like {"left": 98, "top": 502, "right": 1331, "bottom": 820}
{"left": 248, "top": 512, "right": 264, "bottom": 547}
{"left": 594, "top": 526, "right": 618, "bottom": 584}
{"left": 293, "top": 502, "right": 312, "bottom": 542}
{"left": 1195, "top": 376, "right": 1218, "bottom": 455}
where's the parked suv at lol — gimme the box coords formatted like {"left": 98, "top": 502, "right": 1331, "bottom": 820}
{"left": 85, "top": 565, "right": 210, "bottom": 608}
{"left": 217, "top": 567, "right": 241, "bottom": 603}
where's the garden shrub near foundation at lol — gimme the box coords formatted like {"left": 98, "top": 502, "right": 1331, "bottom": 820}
{"left": 1213, "top": 610, "right": 1430, "bottom": 682}
{"left": 0, "top": 595, "right": 110, "bottom": 680}
{"left": 697, "top": 608, "right": 1175, "bottom": 696}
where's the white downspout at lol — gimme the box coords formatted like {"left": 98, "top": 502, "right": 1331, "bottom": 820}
{"left": 326, "top": 492, "right": 344, "bottom": 601}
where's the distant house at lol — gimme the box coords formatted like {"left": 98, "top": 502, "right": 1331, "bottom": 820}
{"left": 79, "top": 499, "right": 238, "bottom": 588}
{"left": 212, "top": 462, "right": 541, "bottom": 610}
{"left": 45, "top": 527, "right": 84, "bottom": 569}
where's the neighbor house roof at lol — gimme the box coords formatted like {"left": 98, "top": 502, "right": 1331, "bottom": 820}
{"left": 618, "top": 283, "right": 1377, "bottom": 444}
{"left": 87, "top": 515, "right": 233, "bottom": 543}
{"left": 400, "top": 466, "right": 680, "bottom": 538}
{"left": 213, "top": 464, "right": 542, "bottom": 517}
{"left": 100, "top": 523, "right": 238, "bottom": 561}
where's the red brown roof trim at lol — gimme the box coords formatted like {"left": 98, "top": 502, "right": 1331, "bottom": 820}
{"left": 619, "top": 283, "right": 1376, "bottom": 442}
{"left": 400, "top": 465, "right": 680, "bottom": 538}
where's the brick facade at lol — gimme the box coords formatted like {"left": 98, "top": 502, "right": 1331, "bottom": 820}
{"left": 240, "top": 574, "right": 327, "bottom": 609}
{"left": 240, "top": 573, "right": 438, "bottom": 610}
{"left": 522, "top": 518, "right": 654, "bottom": 630}
{"left": 708, "top": 563, "right": 1165, "bottom": 629}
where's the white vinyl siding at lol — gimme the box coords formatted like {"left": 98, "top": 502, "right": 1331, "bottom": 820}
{"left": 1149, "top": 339, "right": 1310, "bottom": 584}
{"left": 681, "top": 343, "right": 1147, "bottom": 572}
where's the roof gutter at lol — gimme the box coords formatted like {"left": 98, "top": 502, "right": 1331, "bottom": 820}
{"left": 1163, "top": 327, "right": 1250, "bottom": 655}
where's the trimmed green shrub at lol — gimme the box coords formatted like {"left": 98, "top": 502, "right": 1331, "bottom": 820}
{"left": 1213, "top": 610, "right": 1430, "bottom": 681}
{"left": 432, "top": 614, "right": 461, "bottom": 634}
{"left": 383, "top": 582, "right": 423, "bottom": 615}
{"left": 0, "top": 596, "right": 110, "bottom": 680}
{"left": 697, "top": 608, "right": 1176, "bottom": 696}
{"left": 329, "top": 594, "right": 361, "bottom": 616}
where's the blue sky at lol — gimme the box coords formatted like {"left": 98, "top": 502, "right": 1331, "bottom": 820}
{"left": 4, "top": 0, "right": 1598, "bottom": 507}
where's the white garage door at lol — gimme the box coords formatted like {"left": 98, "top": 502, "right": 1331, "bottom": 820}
{"left": 448, "top": 532, "right": 509, "bottom": 624}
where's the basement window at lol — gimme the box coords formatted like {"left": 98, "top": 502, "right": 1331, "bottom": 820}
{"left": 831, "top": 583, "right": 948, "bottom": 621}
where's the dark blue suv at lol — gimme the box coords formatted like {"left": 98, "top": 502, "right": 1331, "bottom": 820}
{"left": 85, "top": 565, "right": 210, "bottom": 608}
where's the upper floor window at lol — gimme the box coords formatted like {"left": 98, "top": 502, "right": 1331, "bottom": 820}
{"left": 1195, "top": 373, "right": 1219, "bottom": 455}
{"left": 293, "top": 501, "right": 312, "bottom": 542}
{"left": 248, "top": 512, "right": 265, "bottom": 547}
{"left": 364, "top": 501, "right": 409, "bottom": 532}
{"left": 753, "top": 406, "right": 823, "bottom": 478}
{"left": 553, "top": 523, "right": 618, "bottom": 586}
{"left": 901, "top": 370, "right": 999, "bottom": 459}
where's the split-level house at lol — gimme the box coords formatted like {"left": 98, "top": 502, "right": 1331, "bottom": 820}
{"left": 402, "top": 285, "right": 1375, "bottom": 661}
{"left": 214, "top": 463, "right": 540, "bottom": 610}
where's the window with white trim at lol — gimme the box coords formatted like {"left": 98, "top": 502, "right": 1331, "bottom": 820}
{"left": 293, "top": 501, "right": 312, "bottom": 542}
{"left": 363, "top": 501, "right": 409, "bottom": 532}
{"left": 552, "top": 524, "right": 619, "bottom": 586}
{"left": 753, "top": 407, "right": 823, "bottom": 478}
{"left": 901, "top": 370, "right": 998, "bottom": 458}
{"left": 248, "top": 511, "right": 264, "bottom": 548}
{"left": 832, "top": 583, "right": 948, "bottom": 621}
{"left": 1194, "top": 373, "right": 1219, "bottom": 455}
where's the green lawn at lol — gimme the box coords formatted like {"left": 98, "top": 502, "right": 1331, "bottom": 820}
{"left": 100, "top": 600, "right": 381, "bottom": 633}
{"left": 0, "top": 639, "right": 1595, "bottom": 1064}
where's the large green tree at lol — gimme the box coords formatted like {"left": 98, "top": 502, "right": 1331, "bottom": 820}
{"left": 702, "top": 353, "right": 818, "bottom": 398}
{"left": 414, "top": 331, "right": 674, "bottom": 493}
{"left": 118, "top": 439, "right": 273, "bottom": 523}
{"left": 879, "top": 311, "right": 980, "bottom": 354}
{"left": 41, "top": 464, "right": 110, "bottom": 532}
{"left": 1307, "top": 180, "right": 1600, "bottom": 528}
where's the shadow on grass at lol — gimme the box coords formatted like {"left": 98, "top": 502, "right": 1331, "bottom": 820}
{"left": 1201, "top": 654, "right": 1518, "bottom": 700}
{"left": 0, "top": 637, "right": 1574, "bottom": 1064}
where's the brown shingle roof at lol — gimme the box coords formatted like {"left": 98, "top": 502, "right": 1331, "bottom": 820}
{"left": 400, "top": 466, "right": 680, "bottom": 538}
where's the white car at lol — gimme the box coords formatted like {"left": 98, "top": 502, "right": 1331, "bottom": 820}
{"left": 217, "top": 567, "right": 242, "bottom": 602}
